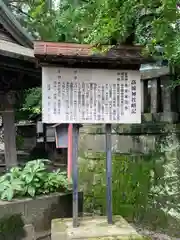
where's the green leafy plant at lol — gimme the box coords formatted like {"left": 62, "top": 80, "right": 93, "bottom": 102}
{"left": 0, "top": 159, "right": 71, "bottom": 201}
{"left": 6, "top": 0, "right": 180, "bottom": 65}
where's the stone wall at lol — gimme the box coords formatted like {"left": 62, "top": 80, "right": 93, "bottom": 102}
{"left": 0, "top": 192, "right": 83, "bottom": 240}
{"left": 79, "top": 120, "right": 180, "bottom": 154}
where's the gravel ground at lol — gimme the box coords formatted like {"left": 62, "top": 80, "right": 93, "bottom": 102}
{"left": 135, "top": 227, "right": 180, "bottom": 240}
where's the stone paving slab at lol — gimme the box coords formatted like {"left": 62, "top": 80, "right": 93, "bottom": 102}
{"left": 51, "top": 216, "right": 144, "bottom": 240}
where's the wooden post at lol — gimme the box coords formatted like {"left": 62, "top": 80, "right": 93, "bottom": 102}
{"left": 105, "top": 123, "right": 113, "bottom": 224}
{"left": 3, "top": 109, "right": 17, "bottom": 169}
{"left": 68, "top": 124, "right": 73, "bottom": 180}
{"left": 72, "top": 124, "right": 79, "bottom": 227}
{"left": 2, "top": 92, "right": 17, "bottom": 169}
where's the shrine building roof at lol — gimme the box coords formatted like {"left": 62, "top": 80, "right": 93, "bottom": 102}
{"left": 0, "top": 0, "right": 34, "bottom": 61}
{"left": 0, "top": 1, "right": 41, "bottom": 91}
{"left": 34, "top": 41, "right": 154, "bottom": 70}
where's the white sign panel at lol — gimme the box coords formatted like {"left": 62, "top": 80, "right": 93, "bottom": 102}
{"left": 42, "top": 67, "right": 141, "bottom": 124}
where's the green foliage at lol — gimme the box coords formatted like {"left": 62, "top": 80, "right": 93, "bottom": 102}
{"left": 19, "top": 87, "right": 42, "bottom": 119}
{"left": 6, "top": 0, "right": 180, "bottom": 116}
{"left": 79, "top": 153, "right": 163, "bottom": 220}
{"left": 7, "top": 0, "right": 57, "bottom": 40}
{"left": 7, "top": 0, "right": 180, "bottom": 64}
{"left": 16, "top": 87, "right": 41, "bottom": 120}
{"left": 0, "top": 159, "right": 70, "bottom": 201}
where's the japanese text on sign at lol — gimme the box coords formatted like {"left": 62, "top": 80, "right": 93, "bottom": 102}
{"left": 42, "top": 67, "right": 141, "bottom": 124}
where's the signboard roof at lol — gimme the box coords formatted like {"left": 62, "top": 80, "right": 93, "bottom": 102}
{"left": 34, "top": 41, "right": 154, "bottom": 68}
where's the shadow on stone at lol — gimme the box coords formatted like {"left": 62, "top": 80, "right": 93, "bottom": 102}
{"left": 37, "top": 192, "right": 84, "bottom": 233}
{"left": 0, "top": 214, "right": 26, "bottom": 240}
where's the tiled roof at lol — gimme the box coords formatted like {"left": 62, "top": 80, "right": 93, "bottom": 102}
{"left": 34, "top": 41, "right": 91, "bottom": 56}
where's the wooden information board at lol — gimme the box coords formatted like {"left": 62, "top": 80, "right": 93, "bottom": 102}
{"left": 42, "top": 67, "right": 141, "bottom": 124}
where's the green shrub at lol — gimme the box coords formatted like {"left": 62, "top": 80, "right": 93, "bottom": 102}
{"left": 79, "top": 153, "right": 160, "bottom": 220}
{"left": 0, "top": 159, "right": 71, "bottom": 201}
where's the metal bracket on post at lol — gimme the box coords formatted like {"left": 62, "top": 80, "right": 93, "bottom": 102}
{"left": 72, "top": 124, "right": 79, "bottom": 227}
{"left": 105, "top": 123, "right": 113, "bottom": 224}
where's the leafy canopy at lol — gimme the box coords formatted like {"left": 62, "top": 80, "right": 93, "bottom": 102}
{"left": 7, "top": 0, "right": 180, "bottom": 63}
{"left": 6, "top": 0, "right": 179, "bottom": 116}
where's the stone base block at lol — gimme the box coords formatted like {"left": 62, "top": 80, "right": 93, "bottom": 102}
{"left": 51, "top": 216, "right": 143, "bottom": 240}
{"left": 142, "top": 113, "right": 153, "bottom": 122}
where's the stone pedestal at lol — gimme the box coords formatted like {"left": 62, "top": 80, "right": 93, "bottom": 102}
{"left": 150, "top": 78, "right": 160, "bottom": 113}
{"left": 51, "top": 216, "right": 143, "bottom": 240}
{"left": 141, "top": 80, "right": 149, "bottom": 113}
{"left": 0, "top": 192, "right": 83, "bottom": 240}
